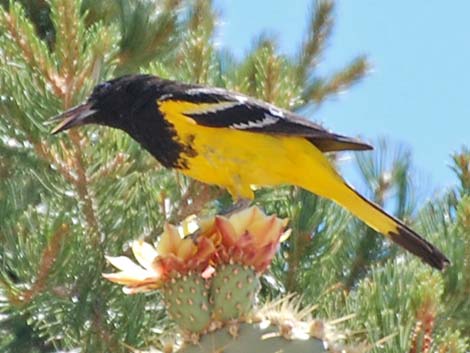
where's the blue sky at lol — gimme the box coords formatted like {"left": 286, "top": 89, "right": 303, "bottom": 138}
{"left": 214, "top": 0, "right": 470, "bottom": 195}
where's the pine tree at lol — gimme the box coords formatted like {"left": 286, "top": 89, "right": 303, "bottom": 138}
{"left": 0, "top": 0, "right": 468, "bottom": 352}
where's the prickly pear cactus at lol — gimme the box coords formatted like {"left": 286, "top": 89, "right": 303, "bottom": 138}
{"left": 104, "top": 207, "right": 362, "bottom": 353}
{"left": 162, "top": 272, "right": 212, "bottom": 333}
{"left": 178, "top": 322, "right": 328, "bottom": 353}
{"left": 210, "top": 263, "right": 260, "bottom": 321}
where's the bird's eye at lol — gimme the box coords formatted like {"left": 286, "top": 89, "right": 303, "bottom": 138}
{"left": 94, "top": 81, "right": 112, "bottom": 96}
{"left": 98, "top": 82, "right": 111, "bottom": 91}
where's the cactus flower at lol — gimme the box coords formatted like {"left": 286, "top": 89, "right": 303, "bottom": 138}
{"left": 103, "top": 206, "right": 288, "bottom": 290}
{"left": 103, "top": 224, "right": 216, "bottom": 293}
{"left": 200, "top": 206, "right": 289, "bottom": 272}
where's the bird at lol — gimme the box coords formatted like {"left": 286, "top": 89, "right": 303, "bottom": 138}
{"left": 51, "top": 74, "right": 450, "bottom": 270}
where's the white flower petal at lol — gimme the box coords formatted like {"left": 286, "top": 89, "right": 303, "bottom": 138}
{"left": 132, "top": 240, "right": 158, "bottom": 271}
{"left": 102, "top": 270, "right": 150, "bottom": 284}
{"left": 280, "top": 229, "right": 292, "bottom": 242}
{"left": 105, "top": 255, "right": 146, "bottom": 273}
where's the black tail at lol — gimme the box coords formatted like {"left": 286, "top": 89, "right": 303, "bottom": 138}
{"left": 387, "top": 221, "right": 450, "bottom": 270}
{"left": 330, "top": 182, "right": 450, "bottom": 270}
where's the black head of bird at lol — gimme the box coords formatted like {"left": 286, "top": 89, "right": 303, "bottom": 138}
{"left": 52, "top": 74, "right": 200, "bottom": 168}
{"left": 51, "top": 75, "right": 162, "bottom": 135}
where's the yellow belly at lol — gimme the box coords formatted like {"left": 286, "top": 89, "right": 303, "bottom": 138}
{"left": 182, "top": 128, "right": 295, "bottom": 198}
{"left": 158, "top": 99, "right": 343, "bottom": 199}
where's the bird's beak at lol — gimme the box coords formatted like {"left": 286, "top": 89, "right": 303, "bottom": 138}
{"left": 50, "top": 102, "right": 98, "bottom": 135}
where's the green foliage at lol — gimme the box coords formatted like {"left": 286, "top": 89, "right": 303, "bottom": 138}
{"left": 344, "top": 139, "right": 418, "bottom": 287}
{"left": 115, "top": 0, "right": 182, "bottom": 74}
{"left": 0, "top": 0, "right": 468, "bottom": 352}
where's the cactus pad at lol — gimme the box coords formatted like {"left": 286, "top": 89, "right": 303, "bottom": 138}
{"left": 162, "top": 272, "right": 212, "bottom": 333}
{"left": 210, "top": 263, "right": 260, "bottom": 321}
{"left": 177, "top": 322, "right": 329, "bottom": 353}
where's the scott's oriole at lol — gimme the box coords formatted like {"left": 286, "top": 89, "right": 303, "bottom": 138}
{"left": 51, "top": 74, "right": 450, "bottom": 270}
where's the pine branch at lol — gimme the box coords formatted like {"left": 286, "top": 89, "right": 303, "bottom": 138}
{"left": 49, "top": 0, "right": 84, "bottom": 100}
{"left": 116, "top": 0, "right": 181, "bottom": 73}
{"left": 0, "top": 0, "right": 54, "bottom": 45}
{"left": 408, "top": 299, "right": 437, "bottom": 353}
{"left": 304, "top": 55, "right": 369, "bottom": 105}
{"left": 187, "top": 0, "right": 214, "bottom": 34}
{"left": 296, "top": 0, "right": 334, "bottom": 82}
{"left": 0, "top": 2, "right": 61, "bottom": 96}
{"left": 254, "top": 42, "right": 281, "bottom": 103}
{"left": 67, "top": 130, "right": 102, "bottom": 243}
{"left": 232, "top": 36, "right": 276, "bottom": 98}
{"left": 21, "top": 224, "right": 69, "bottom": 304}
{"left": 176, "top": 0, "right": 217, "bottom": 84}
{"left": 451, "top": 148, "right": 470, "bottom": 196}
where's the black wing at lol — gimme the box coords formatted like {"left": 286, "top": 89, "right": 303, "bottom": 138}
{"left": 159, "top": 85, "right": 372, "bottom": 153}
